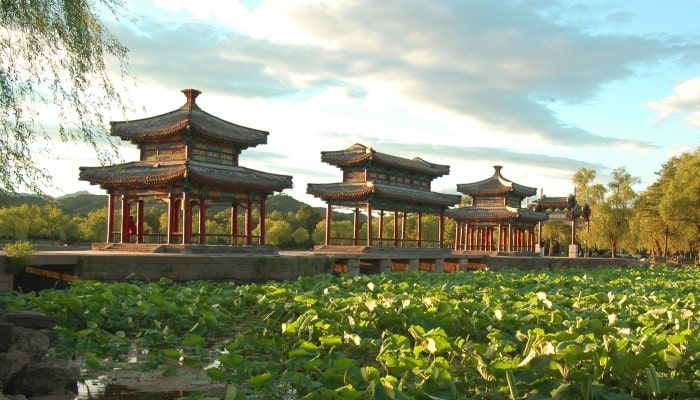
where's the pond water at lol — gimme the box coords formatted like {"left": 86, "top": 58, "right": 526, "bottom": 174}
{"left": 76, "top": 376, "right": 226, "bottom": 400}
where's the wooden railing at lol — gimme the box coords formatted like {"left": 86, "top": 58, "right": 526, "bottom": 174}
{"left": 107, "top": 232, "right": 262, "bottom": 246}
{"left": 328, "top": 237, "right": 442, "bottom": 248}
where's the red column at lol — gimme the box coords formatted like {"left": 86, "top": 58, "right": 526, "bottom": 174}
{"left": 379, "top": 210, "right": 385, "bottom": 246}
{"left": 106, "top": 193, "right": 115, "bottom": 243}
{"left": 464, "top": 223, "right": 469, "bottom": 250}
{"left": 199, "top": 196, "right": 207, "bottom": 245}
{"left": 366, "top": 203, "right": 373, "bottom": 246}
{"left": 439, "top": 212, "right": 444, "bottom": 248}
{"left": 183, "top": 192, "right": 192, "bottom": 244}
{"left": 120, "top": 195, "right": 129, "bottom": 243}
{"left": 166, "top": 195, "right": 174, "bottom": 244}
{"left": 417, "top": 211, "right": 423, "bottom": 247}
{"left": 259, "top": 198, "right": 266, "bottom": 245}
{"left": 393, "top": 210, "right": 399, "bottom": 247}
{"left": 245, "top": 199, "right": 253, "bottom": 246}
{"left": 466, "top": 225, "right": 472, "bottom": 251}
{"left": 353, "top": 208, "right": 360, "bottom": 246}
{"left": 455, "top": 222, "right": 461, "bottom": 250}
{"left": 497, "top": 225, "right": 503, "bottom": 251}
{"left": 401, "top": 212, "right": 407, "bottom": 243}
{"left": 325, "top": 204, "right": 332, "bottom": 246}
{"left": 508, "top": 224, "right": 513, "bottom": 252}
{"left": 137, "top": 200, "right": 144, "bottom": 244}
{"left": 231, "top": 203, "right": 238, "bottom": 245}
{"left": 517, "top": 229, "right": 523, "bottom": 251}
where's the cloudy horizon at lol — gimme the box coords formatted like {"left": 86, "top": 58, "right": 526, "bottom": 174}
{"left": 35, "top": 0, "right": 700, "bottom": 207}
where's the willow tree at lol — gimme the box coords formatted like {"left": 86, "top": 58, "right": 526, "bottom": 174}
{"left": 658, "top": 148, "right": 700, "bottom": 261}
{"left": 0, "top": 0, "right": 130, "bottom": 194}
{"left": 572, "top": 167, "right": 606, "bottom": 255}
{"left": 590, "top": 167, "right": 640, "bottom": 257}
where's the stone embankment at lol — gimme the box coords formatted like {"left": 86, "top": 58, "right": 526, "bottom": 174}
{"left": 0, "top": 309, "right": 80, "bottom": 400}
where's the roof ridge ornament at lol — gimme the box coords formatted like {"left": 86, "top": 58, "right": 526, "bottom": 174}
{"left": 181, "top": 88, "right": 201, "bottom": 109}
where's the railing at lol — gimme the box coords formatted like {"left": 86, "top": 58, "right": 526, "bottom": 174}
{"left": 107, "top": 232, "right": 262, "bottom": 246}
{"left": 328, "top": 237, "right": 442, "bottom": 248}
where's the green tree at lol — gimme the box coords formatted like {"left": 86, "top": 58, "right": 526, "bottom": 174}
{"left": 266, "top": 220, "right": 293, "bottom": 246}
{"left": 0, "top": 204, "right": 41, "bottom": 240}
{"left": 590, "top": 167, "right": 640, "bottom": 258}
{"left": 79, "top": 207, "right": 107, "bottom": 242}
{"left": 295, "top": 204, "right": 321, "bottom": 234}
{"left": 658, "top": 148, "right": 700, "bottom": 261}
{"left": 291, "top": 227, "right": 310, "bottom": 247}
{"left": 312, "top": 220, "right": 354, "bottom": 245}
{"left": 40, "top": 203, "right": 71, "bottom": 244}
{"left": 541, "top": 220, "right": 568, "bottom": 256}
{"left": 0, "top": 0, "right": 130, "bottom": 193}
{"left": 572, "top": 167, "right": 607, "bottom": 256}
{"left": 629, "top": 188, "right": 666, "bottom": 258}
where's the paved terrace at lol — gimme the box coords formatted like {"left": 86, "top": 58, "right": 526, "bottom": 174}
{"left": 1, "top": 245, "right": 631, "bottom": 290}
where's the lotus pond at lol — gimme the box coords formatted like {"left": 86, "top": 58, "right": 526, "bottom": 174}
{"left": 1, "top": 266, "right": 698, "bottom": 399}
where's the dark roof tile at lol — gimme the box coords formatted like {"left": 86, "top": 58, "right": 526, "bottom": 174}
{"left": 456, "top": 165, "right": 536, "bottom": 197}
{"left": 110, "top": 89, "right": 268, "bottom": 148}
{"left": 306, "top": 181, "right": 460, "bottom": 207}
{"left": 446, "top": 206, "right": 548, "bottom": 223}
{"left": 79, "top": 160, "right": 292, "bottom": 192}
{"left": 320, "top": 143, "right": 450, "bottom": 177}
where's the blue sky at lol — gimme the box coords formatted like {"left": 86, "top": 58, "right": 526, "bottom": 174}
{"left": 42, "top": 0, "right": 700, "bottom": 207}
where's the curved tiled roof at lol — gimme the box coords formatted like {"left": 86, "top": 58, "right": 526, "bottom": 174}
{"left": 320, "top": 143, "right": 450, "bottom": 177}
{"left": 445, "top": 206, "right": 548, "bottom": 223}
{"left": 456, "top": 165, "right": 536, "bottom": 197}
{"left": 306, "top": 181, "right": 460, "bottom": 207}
{"left": 79, "top": 160, "right": 292, "bottom": 192}
{"left": 532, "top": 195, "right": 572, "bottom": 211}
{"left": 110, "top": 89, "right": 268, "bottom": 148}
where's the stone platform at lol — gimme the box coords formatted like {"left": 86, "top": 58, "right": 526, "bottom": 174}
{"left": 1, "top": 246, "right": 635, "bottom": 290}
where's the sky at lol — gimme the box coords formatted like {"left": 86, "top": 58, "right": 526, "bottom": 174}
{"left": 38, "top": 0, "right": 700, "bottom": 207}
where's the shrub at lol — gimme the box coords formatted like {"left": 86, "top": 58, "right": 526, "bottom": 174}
{"left": 3, "top": 241, "right": 35, "bottom": 273}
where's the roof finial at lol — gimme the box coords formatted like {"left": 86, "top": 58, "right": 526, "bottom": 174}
{"left": 493, "top": 165, "right": 503, "bottom": 176}
{"left": 181, "top": 88, "right": 201, "bottom": 108}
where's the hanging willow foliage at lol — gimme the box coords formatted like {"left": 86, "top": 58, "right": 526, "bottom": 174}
{"left": 0, "top": 0, "right": 132, "bottom": 194}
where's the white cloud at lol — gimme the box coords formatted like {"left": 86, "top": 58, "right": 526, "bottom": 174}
{"left": 649, "top": 77, "right": 700, "bottom": 127}
{"left": 43, "top": 0, "right": 696, "bottom": 203}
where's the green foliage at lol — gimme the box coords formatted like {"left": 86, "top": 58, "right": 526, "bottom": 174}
{"left": 658, "top": 149, "right": 700, "bottom": 259}
{"left": 0, "top": 0, "right": 131, "bottom": 194}
{"left": 78, "top": 207, "right": 107, "bottom": 242}
{"left": 3, "top": 240, "right": 35, "bottom": 272}
{"left": 579, "top": 166, "right": 641, "bottom": 257}
{"left": 1, "top": 269, "right": 698, "bottom": 398}
{"left": 628, "top": 148, "right": 699, "bottom": 261}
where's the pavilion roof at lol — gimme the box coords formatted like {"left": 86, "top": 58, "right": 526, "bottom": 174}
{"left": 456, "top": 165, "right": 536, "bottom": 197}
{"left": 79, "top": 160, "right": 293, "bottom": 192}
{"left": 110, "top": 89, "right": 268, "bottom": 148}
{"left": 445, "top": 206, "right": 548, "bottom": 223}
{"left": 306, "top": 181, "right": 460, "bottom": 208}
{"left": 320, "top": 143, "right": 451, "bottom": 178}
{"left": 533, "top": 196, "right": 571, "bottom": 210}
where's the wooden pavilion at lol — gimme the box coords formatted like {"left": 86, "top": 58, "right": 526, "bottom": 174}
{"left": 307, "top": 143, "right": 461, "bottom": 248}
{"left": 447, "top": 165, "right": 548, "bottom": 253}
{"left": 79, "top": 89, "right": 293, "bottom": 247}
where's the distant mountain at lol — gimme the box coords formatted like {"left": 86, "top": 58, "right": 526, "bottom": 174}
{"left": 58, "top": 193, "right": 108, "bottom": 215}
